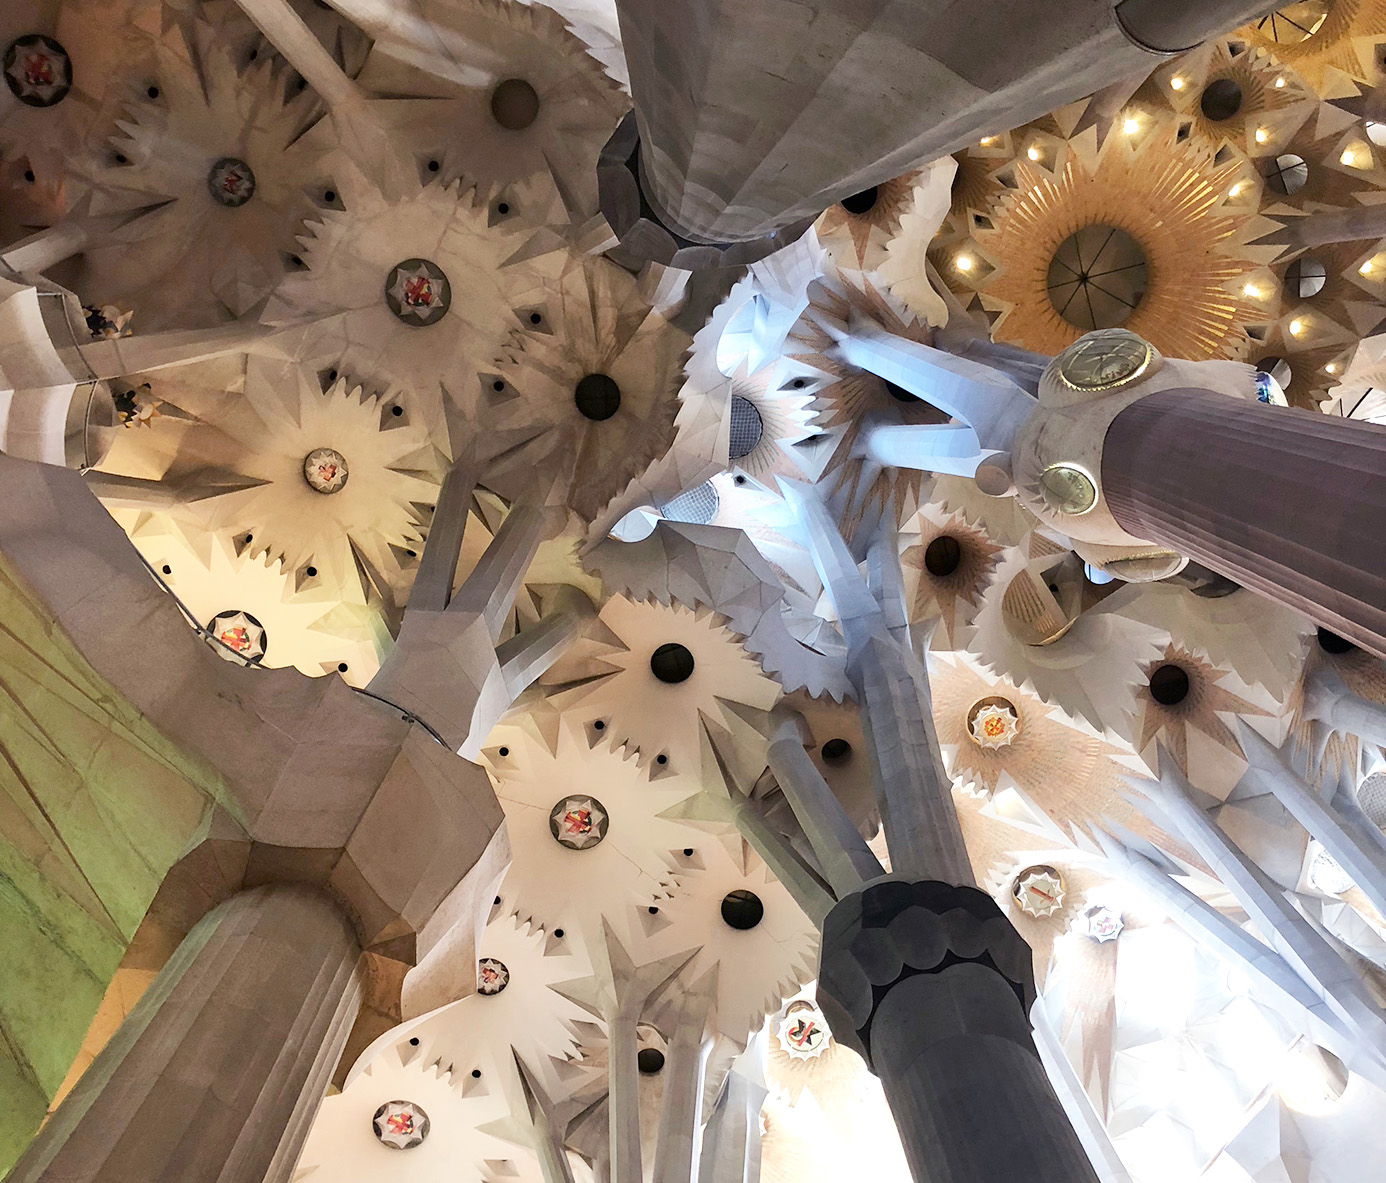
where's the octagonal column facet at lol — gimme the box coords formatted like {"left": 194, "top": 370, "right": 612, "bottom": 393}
{"left": 816, "top": 879, "right": 1100, "bottom": 1183}
{"left": 9, "top": 885, "right": 363, "bottom": 1183}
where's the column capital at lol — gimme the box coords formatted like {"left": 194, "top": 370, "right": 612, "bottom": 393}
{"left": 816, "top": 877, "right": 1036, "bottom": 1063}
{"left": 596, "top": 113, "right": 813, "bottom": 269}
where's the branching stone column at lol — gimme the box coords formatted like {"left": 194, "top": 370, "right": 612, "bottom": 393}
{"left": 816, "top": 880, "right": 1099, "bottom": 1183}
{"left": 600, "top": 0, "right": 1272, "bottom": 261}
{"left": 8, "top": 886, "right": 362, "bottom": 1183}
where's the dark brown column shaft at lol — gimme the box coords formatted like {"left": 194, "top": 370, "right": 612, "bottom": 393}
{"left": 9, "top": 885, "right": 362, "bottom": 1183}
{"left": 1102, "top": 388, "right": 1386, "bottom": 657}
{"left": 816, "top": 880, "right": 1100, "bottom": 1183}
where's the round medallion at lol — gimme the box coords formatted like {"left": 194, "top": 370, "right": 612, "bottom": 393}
{"left": 777, "top": 1001, "right": 831, "bottom": 1060}
{"left": 1012, "top": 865, "right": 1065, "bottom": 918}
{"left": 385, "top": 259, "right": 451, "bottom": 326}
{"left": 477, "top": 957, "right": 510, "bottom": 995}
{"left": 207, "top": 157, "right": 256, "bottom": 207}
{"left": 4, "top": 35, "right": 72, "bottom": 107}
{"left": 372, "top": 1100, "right": 429, "bottom": 1149}
{"left": 1053, "top": 328, "right": 1153, "bottom": 391}
{"left": 967, "top": 697, "right": 1021, "bottom": 750}
{"left": 1037, "top": 464, "right": 1097, "bottom": 516}
{"left": 205, "top": 610, "right": 268, "bottom": 664}
{"left": 548, "top": 795, "right": 609, "bottom": 850}
{"left": 1046, "top": 226, "right": 1148, "bottom": 331}
{"left": 1077, "top": 903, "right": 1124, "bottom": 943}
{"left": 303, "top": 448, "right": 349, "bottom": 494}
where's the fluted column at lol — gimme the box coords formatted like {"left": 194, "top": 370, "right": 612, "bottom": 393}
{"left": 816, "top": 879, "right": 1099, "bottom": 1183}
{"left": 601, "top": 0, "right": 1272, "bottom": 259}
{"left": 1102, "top": 388, "right": 1386, "bottom": 658}
{"left": 9, "top": 885, "right": 362, "bottom": 1183}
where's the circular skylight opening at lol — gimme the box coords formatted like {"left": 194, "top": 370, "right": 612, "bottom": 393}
{"left": 1200, "top": 78, "right": 1244, "bottom": 122}
{"left": 491, "top": 78, "right": 539, "bottom": 129}
{"left": 839, "top": 187, "right": 878, "bottom": 215}
{"left": 728, "top": 395, "right": 764, "bottom": 460}
{"left": 720, "top": 889, "right": 764, "bottom": 930}
{"left": 1047, "top": 225, "right": 1148, "bottom": 330}
{"left": 650, "top": 642, "right": 695, "bottom": 684}
{"left": 1265, "top": 154, "right": 1308, "bottom": 196}
{"left": 574, "top": 373, "right": 621, "bottom": 421}
{"left": 924, "top": 535, "right": 963, "bottom": 577}
{"left": 1148, "top": 663, "right": 1191, "bottom": 705}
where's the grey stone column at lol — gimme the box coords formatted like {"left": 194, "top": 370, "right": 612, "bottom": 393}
{"left": 9, "top": 885, "right": 362, "bottom": 1183}
{"left": 601, "top": 0, "right": 1273, "bottom": 258}
{"left": 816, "top": 879, "right": 1100, "bottom": 1183}
{"left": 1102, "top": 388, "right": 1386, "bottom": 658}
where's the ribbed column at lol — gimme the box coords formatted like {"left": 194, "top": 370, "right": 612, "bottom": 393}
{"left": 10, "top": 885, "right": 362, "bottom": 1183}
{"left": 604, "top": 0, "right": 1271, "bottom": 251}
{"left": 1102, "top": 388, "right": 1386, "bottom": 658}
{"left": 816, "top": 880, "right": 1099, "bottom": 1183}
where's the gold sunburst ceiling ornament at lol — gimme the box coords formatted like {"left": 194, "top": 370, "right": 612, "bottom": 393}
{"left": 1239, "top": 0, "right": 1386, "bottom": 93}
{"left": 953, "top": 129, "right": 1279, "bottom": 359}
{"left": 1152, "top": 37, "right": 1317, "bottom": 157}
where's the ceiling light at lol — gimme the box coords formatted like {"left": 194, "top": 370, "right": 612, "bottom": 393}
{"left": 1289, "top": 318, "right": 1305, "bottom": 336}
{"left": 1274, "top": 76, "right": 1286, "bottom": 88}
{"left": 980, "top": 136, "right": 996, "bottom": 146}
{"left": 1361, "top": 259, "right": 1375, "bottom": 275}
{"left": 1242, "top": 282, "right": 1261, "bottom": 298}
{"left": 1027, "top": 146, "right": 1041, "bottom": 161}
{"left": 1255, "top": 127, "right": 1268, "bottom": 144}
{"left": 956, "top": 254, "right": 975, "bottom": 271}
{"left": 1228, "top": 181, "right": 1245, "bottom": 197}
{"left": 1326, "top": 362, "right": 1338, "bottom": 374}
{"left": 1122, "top": 116, "right": 1140, "bottom": 135}
{"left": 1170, "top": 77, "right": 1185, "bottom": 91}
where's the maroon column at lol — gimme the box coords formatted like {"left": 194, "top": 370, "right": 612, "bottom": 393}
{"left": 1102, "top": 388, "right": 1386, "bottom": 657}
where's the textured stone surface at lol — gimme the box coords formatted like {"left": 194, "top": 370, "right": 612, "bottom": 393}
{"left": 7, "top": 886, "right": 362, "bottom": 1183}
{"left": 816, "top": 878, "right": 1097, "bottom": 1183}
{"left": 608, "top": 0, "right": 1272, "bottom": 246}
{"left": 1103, "top": 388, "right": 1386, "bottom": 658}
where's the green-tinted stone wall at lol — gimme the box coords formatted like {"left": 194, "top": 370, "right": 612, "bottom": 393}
{"left": 0, "top": 554, "right": 230, "bottom": 1173}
